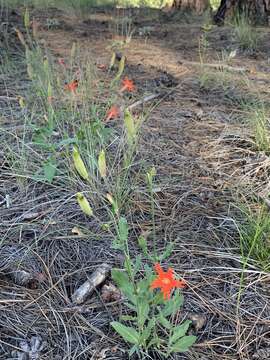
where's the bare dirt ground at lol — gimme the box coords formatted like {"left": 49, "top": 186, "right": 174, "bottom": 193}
{"left": 1, "top": 6, "right": 270, "bottom": 360}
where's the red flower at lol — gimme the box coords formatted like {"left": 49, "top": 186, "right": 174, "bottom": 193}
{"left": 120, "top": 77, "right": 135, "bottom": 93}
{"left": 58, "top": 58, "right": 66, "bottom": 66}
{"left": 106, "top": 105, "right": 120, "bottom": 121}
{"left": 150, "top": 263, "right": 186, "bottom": 300}
{"left": 64, "top": 80, "right": 79, "bottom": 93}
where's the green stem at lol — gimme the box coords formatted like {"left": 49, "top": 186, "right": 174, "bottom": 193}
{"left": 148, "top": 178, "right": 157, "bottom": 261}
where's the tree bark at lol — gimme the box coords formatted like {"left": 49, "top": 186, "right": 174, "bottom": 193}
{"left": 170, "top": 0, "right": 210, "bottom": 14}
{"left": 214, "top": 0, "right": 270, "bottom": 24}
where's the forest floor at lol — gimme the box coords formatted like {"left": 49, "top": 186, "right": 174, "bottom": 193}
{"left": 1, "top": 6, "right": 270, "bottom": 360}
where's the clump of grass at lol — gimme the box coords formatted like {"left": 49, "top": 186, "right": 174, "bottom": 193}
{"left": 199, "top": 66, "right": 234, "bottom": 91}
{"left": 237, "top": 204, "right": 270, "bottom": 272}
{"left": 9, "top": 7, "right": 143, "bottom": 213}
{"left": 198, "top": 34, "right": 235, "bottom": 91}
{"left": 249, "top": 106, "right": 270, "bottom": 153}
{"left": 233, "top": 12, "right": 259, "bottom": 52}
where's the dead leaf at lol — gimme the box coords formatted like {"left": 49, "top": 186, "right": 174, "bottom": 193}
{"left": 97, "top": 64, "right": 107, "bottom": 70}
{"left": 71, "top": 226, "right": 85, "bottom": 236}
{"left": 101, "top": 283, "right": 121, "bottom": 302}
{"left": 249, "top": 66, "right": 257, "bottom": 75}
{"left": 188, "top": 312, "right": 206, "bottom": 332}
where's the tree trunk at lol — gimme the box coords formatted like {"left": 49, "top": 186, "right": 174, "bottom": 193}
{"left": 214, "top": 0, "right": 270, "bottom": 24}
{"left": 170, "top": 0, "right": 210, "bottom": 14}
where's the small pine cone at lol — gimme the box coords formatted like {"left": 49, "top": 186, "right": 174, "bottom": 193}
{"left": 0, "top": 244, "right": 45, "bottom": 286}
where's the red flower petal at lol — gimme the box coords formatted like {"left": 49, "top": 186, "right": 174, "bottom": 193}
{"left": 64, "top": 80, "right": 79, "bottom": 92}
{"left": 106, "top": 105, "right": 120, "bottom": 121}
{"left": 150, "top": 263, "right": 186, "bottom": 300}
{"left": 120, "top": 77, "right": 135, "bottom": 92}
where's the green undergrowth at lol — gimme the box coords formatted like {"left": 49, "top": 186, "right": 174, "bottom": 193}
{"left": 237, "top": 203, "right": 270, "bottom": 273}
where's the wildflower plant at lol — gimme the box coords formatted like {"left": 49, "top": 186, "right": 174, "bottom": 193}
{"left": 110, "top": 217, "right": 196, "bottom": 358}
{"left": 107, "top": 171, "right": 195, "bottom": 357}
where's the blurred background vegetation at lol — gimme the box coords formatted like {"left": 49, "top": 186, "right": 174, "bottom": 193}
{"left": 3, "top": 0, "right": 221, "bottom": 10}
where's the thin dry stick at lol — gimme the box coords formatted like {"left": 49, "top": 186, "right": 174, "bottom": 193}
{"left": 179, "top": 60, "right": 248, "bottom": 73}
{"left": 127, "top": 93, "right": 161, "bottom": 110}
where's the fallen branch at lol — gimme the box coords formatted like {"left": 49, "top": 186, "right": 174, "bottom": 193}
{"left": 179, "top": 60, "right": 248, "bottom": 73}
{"left": 71, "top": 263, "right": 111, "bottom": 305}
{"left": 128, "top": 70, "right": 189, "bottom": 111}
{"left": 127, "top": 93, "right": 161, "bottom": 110}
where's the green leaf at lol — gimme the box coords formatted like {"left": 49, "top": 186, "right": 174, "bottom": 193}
{"left": 98, "top": 149, "right": 106, "bottom": 179}
{"left": 116, "top": 217, "right": 128, "bottom": 248}
{"left": 124, "top": 109, "right": 136, "bottom": 145}
{"left": 33, "top": 126, "right": 54, "bottom": 148}
{"left": 170, "top": 320, "right": 192, "bottom": 345}
{"left": 138, "top": 235, "right": 148, "bottom": 255}
{"left": 144, "top": 264, "right": 154, "bottom": 279}
{"left": 47, "top": 82, "right": 52, "bottom": 98}
{"left": 111, "top": 269, "right": 129, "bottom": 287}
{"left": 152, "top": 292, "right": 164, "bottom": 305}
{"left": 129, "top": 345, "right": 139, "bottom": 357}
{"left": 111, "top": 269, "right": 136, "bottom": 304}
{"left": 73, "top": 146, "right": 89, "bottom": 180}
{"left": 137, "top": 278, "right": 150, "bottom": 296}
{"left": 159, "top": 242, "right": 174, "bottom": 261}
{"left": 114, "top": 55, "right": 125, "bottom": 81}
{"left": 24, "top": 7, "right": 30, "bottom": 28}
{"left": 124, "top": 257, "right": 133, "bottom": 278}
{"left": 137, "top": 300, "right": 149, "bottom": 328}
{"left": 147, "top": 336, "right": 160, "bottom": 350}
{"left": 119, "top": 216, "right": 128, "bottom": 240}
{"left": 146, "top": 166, "right": 156, "bottom": 185}
{"left": 162, "top": 291, "right": 184, "bottom": 317}
{"left": 141, "top": 318, "right": 155, "bottom": 343}
{"left": 158, "top": 312, "right": 172, "bottom": 330}
{"left": 112, "top": 239, "right": 124, "bottom": 251}
{"left": 133, "top": 255, "right": 142, "bottom": 276}
{"left": 43, "top": 161, "right": 56, "bottom": 183}
{"left": 170, "top": 335, "right": 196, "bottom": 353}
{"left": 120, "top": 315, "right": 137, "bottom": 321}
{"left": 111, "top": 321, "right": 140, "bottom": 345}
{"left": 76, "top": 192, "right": 93, "bottom": 217}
